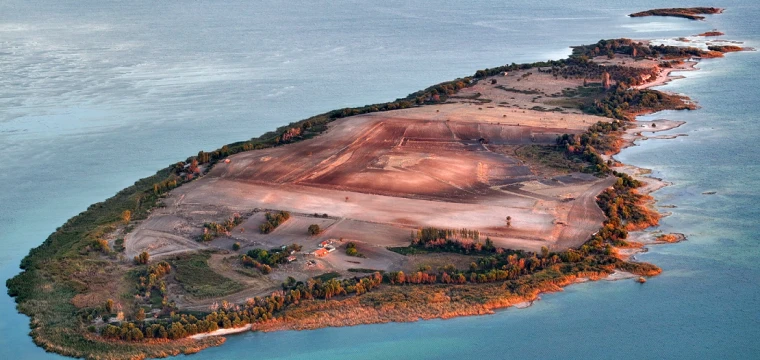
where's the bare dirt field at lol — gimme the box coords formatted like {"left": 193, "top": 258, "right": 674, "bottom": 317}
{"left": 124, "top": 70, "right": 618, "bottom": 307}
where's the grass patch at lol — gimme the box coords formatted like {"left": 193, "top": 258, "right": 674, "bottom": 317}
{"left": 562, "top": 84, "right": 604, "bottom": 98}
{"left": 348, "top": 268, "right": 385, "bottom": 274}
{"left": 171, "top": 252, "right": 244, "bottom": 298}
{"left": 234, "top": 268, "right": 261, "bottom": 278}
{"left": 114, "top": 238, "right": 125, "bottom": 252}
{"left": 543, "top": 98, "right": 584, "bottom": 108}
{"left": 495, "top": 85, "right": 541, "bottom": 94}
{"left": 513, "top": 145, "right": 583, "bottom": 174}
{"left": 387, "top": 246, "right": 430, "bottom": 255}
{"left": 313, "top": 272, "right": 341, "bottom": 282}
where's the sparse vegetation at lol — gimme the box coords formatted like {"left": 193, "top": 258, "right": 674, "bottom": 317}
{"left": 171, "top": 252, "right": 244, "bottom": 299}
{"left": 348, "top": 268, "right": 385, "bottom": 274}
{"left": 495, "top": 85, "right": 541, "bottom": 95}
{"left": 201, "top": 213, "right": 243, "bottom": 241}
{"left": 313, "top": 272, "right": 342, "bottom": 282}
{"left": 512, "top": 145, "right": 584, "bottom": 174}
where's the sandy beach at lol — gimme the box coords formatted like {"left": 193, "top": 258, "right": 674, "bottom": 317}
{"left": 190, "top": 324, "right": 252, "bottom": 340}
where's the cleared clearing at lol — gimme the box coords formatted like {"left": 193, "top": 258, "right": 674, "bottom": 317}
{"left": 125, "top": 70, "right": 613, "bottom": 307}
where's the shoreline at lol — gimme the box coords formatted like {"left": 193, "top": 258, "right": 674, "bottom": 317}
{"left": 190, "top": 324, "right": 252, "bottom": 340}
{"left": 188, "top": 267, "right": 641, "bottom": 339}
{"left": 182, "top": 57, "right": 704, "bottom": 340}
{"left": 7, "top": 31, "right": 746, "bottom": 359}
{"left": 634, "top": 60, "right": 698, "bottom": 90}
{"left": 609, "top": 57, "right": 701, "bottom": 261}
{"left": 247, "top": 50, "right": 704, "bottom": 332}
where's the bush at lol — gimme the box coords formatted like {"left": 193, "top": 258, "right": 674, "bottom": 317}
{"left": 232, "top": 242, "right": 241, "bottom": 251}
{"left": 345, "top": 242, "right": 363, "bottom": 257}
{"left": 308, "top": 224, "right": 321, "bottom": 235}
{"left": 134, "top": 251, "right": 150, "bottom": 265}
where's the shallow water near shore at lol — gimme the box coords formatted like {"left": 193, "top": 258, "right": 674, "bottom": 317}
{"left": 1, "top": 1, "right": 759, "bottom": 359}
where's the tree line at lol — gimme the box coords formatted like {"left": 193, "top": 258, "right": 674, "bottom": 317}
{"left": 259, "top": 211, "right": 291, "bottom": 234}
{"left": 98, "top": 272, "right": 384, "bottom": 341}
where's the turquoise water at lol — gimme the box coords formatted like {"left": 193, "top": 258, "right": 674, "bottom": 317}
{"left": 1, "top": 1, "right": 758, "bottom": 359}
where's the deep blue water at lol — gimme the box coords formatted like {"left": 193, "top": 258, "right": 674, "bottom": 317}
{"left": 1, "top": 1, "right": 758, "bottom": 359}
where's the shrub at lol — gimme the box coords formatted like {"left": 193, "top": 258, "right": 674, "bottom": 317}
{"left": 345, "top": 242, "right": 363, "bottom": 257}
{"left": 134, "top": 251, "right": 150, "bottom": 265}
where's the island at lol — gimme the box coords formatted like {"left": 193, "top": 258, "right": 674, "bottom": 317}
{"left": 6, "top": 32, "right": 747, "bottom": 359}
{"left": 698, "top": 30, "right": 725, "bottom": 37}
{"left": 629, "top": 7, "right": 724, "bottom": 20}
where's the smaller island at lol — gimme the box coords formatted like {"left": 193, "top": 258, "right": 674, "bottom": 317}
{"left": 629, "top": 7, "right": 723, "bottom": 21}
{"left": 707, "top": 45, "right": 748, "bottom": 53}
{"left": 697, "top": 30, "right": 725, "bottom": 37}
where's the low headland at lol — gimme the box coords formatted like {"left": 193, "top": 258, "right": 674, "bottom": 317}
{"left": 629, "top": 7, "right": 723, "bottom": 21}
{"left": 6, "top": 21, "right": 749, "bottom": 360}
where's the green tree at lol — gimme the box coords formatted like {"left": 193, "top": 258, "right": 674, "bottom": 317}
{"left": 308, "top": 224, "right": 321, "bottom": 235}
{"left": 541, "top": 246, "right": 550, "bottom": 259}
{"left": 134, "top": 251, "right": 150, "bottom": 265}
{"left": 346, "top": 242, "right": 360, "bottom": 257}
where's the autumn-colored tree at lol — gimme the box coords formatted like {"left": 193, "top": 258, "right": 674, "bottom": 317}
{"left": 121, "top": 210, "right": 131, "bottom": 224}
{"left": 135, "top": 308, "right": 146, "bottom": 322}
{"left": 602, "top": 71, "right": 611, "bottom": 90}
{"left": 260, "top": 264, "right": 272, "bottom": 274}
{"left": 93, "top": 239, "right": 110, "bottom": 253}
{"left": 441, "top": 272, "right": 452, "bottom": 284}
{"left": 189, "top": 158, "right": 199, "bottom": 173}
